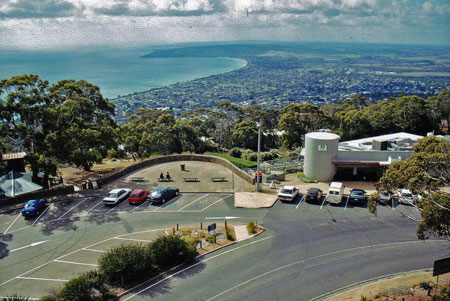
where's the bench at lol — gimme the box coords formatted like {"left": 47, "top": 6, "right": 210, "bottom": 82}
{"left": 131, "top": 177, "right": 144, "bottom": 182}
{"left": 184, "top": 177, "right": 199, "bottom": 182}
{"left": 158, "top": 178, "right": 172, "bottom": 182}
{"left": 211, "top": 177, "right": 226, "bottom": 182}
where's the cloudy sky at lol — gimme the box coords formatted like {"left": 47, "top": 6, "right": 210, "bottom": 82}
{"left": 0, "top": 0, "right": 449, "bottom": 49}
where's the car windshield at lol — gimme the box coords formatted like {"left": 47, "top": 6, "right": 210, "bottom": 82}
{"left": 130, "top": 194, "right": 138, "bottom": 198}
{"left": 402, "top": 193, "right": 412, "bottom": 198}
{"left": 152, "top": 191, "right": 161, "bottom": 196}
{"left": 106, "top": 193, "right": 117, "bottom": 198}
{"left": 24, "top": 203, "right": 36, "bottom": 209}
{"left": 352, "top": 191, "right": 364, "bottom": 196}
{"left": 281, "top": 189, "right": 293, "bottom": 194}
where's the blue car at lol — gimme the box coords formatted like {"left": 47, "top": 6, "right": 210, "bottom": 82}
{"left": 22, "top": 199, "right": 47, "bottom": 217}
{"left": 149, "top": 187, "right": 179, "bottom": 204}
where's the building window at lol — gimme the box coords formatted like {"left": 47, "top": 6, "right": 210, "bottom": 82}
{"left": 318, "top": 145, "right": 327, "bottom": 151}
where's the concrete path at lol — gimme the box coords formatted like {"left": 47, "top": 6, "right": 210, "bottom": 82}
{"left": 233, "top": 225, "right": 252, "bottom": 242}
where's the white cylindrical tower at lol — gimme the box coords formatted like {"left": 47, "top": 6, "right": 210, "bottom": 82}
{"left": 303, "top": 132, "right": 340, "bottom": 182}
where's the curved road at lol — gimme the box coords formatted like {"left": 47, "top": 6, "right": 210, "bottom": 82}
{"left": 0, "top": 188, "right": 447, "bottom": 300}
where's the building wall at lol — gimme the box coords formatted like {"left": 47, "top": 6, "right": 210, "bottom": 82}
{"left": 336, "top": 150, "right": 414, "bottom": 162}
{"left": 304, "top": 133, "right": 340, "bottom": 182}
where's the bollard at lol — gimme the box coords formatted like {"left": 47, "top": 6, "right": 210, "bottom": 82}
{"left": 173, "top": 228, "right": 175, "bottom": 235}
{"left": 225, "top": 221, "right": 228, "bottom": 231}
{"left": 177, "top": 224, "right": 179, "bottom": 231}
{"left": 201, "top": 222, "right": 203, "bottom": 230}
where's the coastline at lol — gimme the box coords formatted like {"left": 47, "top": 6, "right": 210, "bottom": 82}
{"left": 112, "top": 56, "right": 248, "bottom": 100}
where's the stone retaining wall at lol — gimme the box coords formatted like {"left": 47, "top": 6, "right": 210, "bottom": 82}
{"left": 0, "top": 154, "right": 252, "bottom": 207}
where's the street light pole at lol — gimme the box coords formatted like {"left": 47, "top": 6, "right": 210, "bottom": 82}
{"left": 255, "top": 121, "right": 261, "bottom": 192}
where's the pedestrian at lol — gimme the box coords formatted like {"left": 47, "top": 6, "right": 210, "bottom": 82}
{"left": 160, "top": 172, "right": 164, "bottom": 180}
{"left": 166, "top": 171, "right": 171, "bottom": 180}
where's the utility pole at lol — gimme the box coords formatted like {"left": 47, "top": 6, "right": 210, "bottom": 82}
{"left": 255, "top": 121, "right": 262, "bottom": 192}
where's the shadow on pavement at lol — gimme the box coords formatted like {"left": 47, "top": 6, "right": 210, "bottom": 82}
{"left": 0, "top": 234, "right": 12, "bottom": 259}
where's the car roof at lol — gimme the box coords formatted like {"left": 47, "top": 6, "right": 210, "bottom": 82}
{"left": 131, "top": 189, "right": 145, "bottom": 194}
{"left": 282, "top": 186, "right": 295, "bottom": 190}
{"left": 26, "top": 199, "right": 38, "bottom": 204}
{"left": 109, "top": 188, "right": 124, "bottom": 193}
{"left": 400, "top": 189, "right": 412, "bottom": 194}
{"left": 307, "top": 188, "right": 321, "bottom": 192}
{"left": 351, "top": 189, "right": 365, "bottom": 192}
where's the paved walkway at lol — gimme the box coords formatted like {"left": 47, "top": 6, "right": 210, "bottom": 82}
{"left": 233, "top": 225, "right": 252, "bottom": 241}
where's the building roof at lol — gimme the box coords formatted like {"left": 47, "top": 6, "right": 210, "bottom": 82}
{"left": 1, "top": 152, "right": 27, "bottom": 161}
{"left": 306, "top": 132, "right": 340, "bottom": 140}
{"left": 339, "top": 132, "right": 423, "bottom": 151}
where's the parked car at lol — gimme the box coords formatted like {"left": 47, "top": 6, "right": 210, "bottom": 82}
{"left": 305, "top": 188, "right": 323, "bottom": 203}
{"left": 149, "top": 187, "right": 179, "bottom": 204}
{"left": 128, "top": 189, "right": 150, "bottom": 205}
{"left": 103, "top": 188, "right": 131, "bottom": 205}
{"left": 378, "top": 191, "right": 392, "bottom": 204}
{"left": 348, "top": 189, "right": 366, "bottom": 204}
{"left": 277, "top": 186, "right": 299, "bottom": 202}
{"left": 22, "top": 199, "right": 47, "bottom": 217}
{"left": 398, "top": 189, "right": 417, "bottom": 205}
{"left": 325, "top": 182, "right": 345, "bottom": 204}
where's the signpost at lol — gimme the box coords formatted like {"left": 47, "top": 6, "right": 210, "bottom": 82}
{"left": 208, "top": 223, "right": 216, "bottom": 233}
{"left": 433, "top": 257, "right": 450, "bottom": 295}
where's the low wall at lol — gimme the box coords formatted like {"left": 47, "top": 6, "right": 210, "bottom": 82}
{"left": 0, "top": 154, "right": 252, "bottom": 208}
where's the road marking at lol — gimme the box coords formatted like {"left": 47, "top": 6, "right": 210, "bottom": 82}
{"left": 31, "top": 206, "right": 50, "bottom": 227}
{"left": 129, "top": 201, "right": 148, "bottom": 212}
{"left": 3, "top": 212, "right": 22, "bottom": 234}
{"left": 319, "top": 223, "right": 328, "bottom": 226}
{"left": 10, "top": 240, "right": 49, "bottom": 253}
{"left": 320, "top": 198, "right": 327, "bottom": 209}
{"left": 54, "top": 259, "right": 98, "bottom": 267}
{"left": 82, "top": 248, "right": 107, "bottom": 253}
{"left": 82, "top": 200, "right": 104, "bottom": 216}
{"left": 16, "top": 276, "right": 68, "bottom": 282}
{"left": 178, "top": 194, "right": 209, "bottom": 211}
{"left": 114, "top": 237, "right": 152, "bottom": 243}
{"left": 206, "top": 240, "right": 444, "bottom": 301}
{"left": 205, "top": 216, "right": 241, "bottom": 220}
{"left": 344, "top": 197, "right": 349, "bottom": 210}
{"left": 201, "top": 195, "right": 232, "bottom": 212}
{"left": 152, "top": 195, "right": 181, "bottom": 212}
{"left": 57, "top": 198, "right": 89, "bottom": 220}
{"left": 0, "top": 228, "right": 168, "bottom": 288}
{"left": 122, "top": 235, "right": 274, "bottom": 301}
{"left": 296, "top": 195, "right": 305, "bottom": 210}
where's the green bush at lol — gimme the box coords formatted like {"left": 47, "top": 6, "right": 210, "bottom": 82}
{"left": 2, "top": 296, "right": 29, "bottom": 301}
{"left": 229, "top": 148, "right": 242, "bottom": 158}
{"left": 368, "top": 193, "right": 378, "bottom": 215}
{"left": 226, "top": 227, "right": 236, "bottom": 241}
{"left": 297, "top": 172, "right": 317, "bottom": 183}
{"left": 59, "top": 271, "right": 115, "bottom": 301}
{"left": 206, "top": 235, "right": 215, "bottom": 243}
{"left": 149, "top": 235, "right": 197, "bottom": 269}
{"left": 247, "top": 221, "right": 256, "bottom": 234}
{"left": 204, "top": 152, "right": 257, "bottom": 169}
{"left": 98, "top": 243, "right": 154, "bottom": 287}
{"left": 182, "top": 236, "right": 200, "bottom": 247}
{"left": 242, "top": 150, "right": 258, "bottom": 162}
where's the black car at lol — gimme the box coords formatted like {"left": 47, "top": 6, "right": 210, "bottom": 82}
{"left": 348, "top": 189, "right": 366, "bottom": 204}
{"left": 149, "top": 187, "right": 179, "bottom": 204}
{"left": 305, "top": 188, "right": 323, "bottom": 203}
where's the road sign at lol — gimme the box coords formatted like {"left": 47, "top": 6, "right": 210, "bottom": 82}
{"left": 433, "top": 257, "right": 450, "bottom": 276}
{"left": 208, "top": 223, "right": 216, "bottom": 232}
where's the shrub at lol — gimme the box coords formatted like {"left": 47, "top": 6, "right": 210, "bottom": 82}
{"left": 98, "top": 243, "right": 154, "bottom": 287}
{"left": 149, "top": 235, "right": 197, "bottom": 269}
{"left": 247, "top": 221, "right": 256, "bottom": 234}
{"left": 242, "top": 150, "right": 258, "bottom": 162}
{"left": 182, "top": 236, "right": 200, "bottom": 247}
{"left": 360, "top": 296, "right": 368, "bottom": 301}
{"left": 204, "top": 152, "right": 257, "bottom": 169}
{"left": 206, "top": 235, "right": 215, "bottom": 243}
{"left": 297, "top": 172, "right": 317, "bottom": 183}
{"left": 59, "top": 271, "right": 115, "bottom": 301}
{"left": 229, "top": 148, "right": 242, "bottom": 158}
{"left": 2, "top": 296, "right": 29, "bottom": 301}
{"left": 226, "top": 227, "right": 236, "bottom": 241}
{"left": 182, "top": 230, "right": 192, "bottom": 235}
{"left": 368, "top": 193, "right": 378, "bottom": 215}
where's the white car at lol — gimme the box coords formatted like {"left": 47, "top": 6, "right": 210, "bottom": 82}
{"left": 398, "top": 189, "right": 416, "bottom": 205}
{"left": 278, "top": 186, "right": 299, "bottom": 202}
{"left": 103, "top": 188, "right": 131, "bottom": 205}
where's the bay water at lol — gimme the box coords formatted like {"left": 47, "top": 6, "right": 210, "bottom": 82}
{"left": 0, "top": 47, "right": 246, "bottom": 99}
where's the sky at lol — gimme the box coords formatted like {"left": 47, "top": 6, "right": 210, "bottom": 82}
{"left": 0, "top": 0, "right": 449, "bottom": 49}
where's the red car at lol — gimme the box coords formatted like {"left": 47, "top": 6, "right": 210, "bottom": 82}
{"left": 128, "top": 189, "right": 150, "bottom": 205}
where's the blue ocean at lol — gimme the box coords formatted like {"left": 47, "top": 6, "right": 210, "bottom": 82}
{"left": 0, "top": 47, "right": 246, "bottom": 99}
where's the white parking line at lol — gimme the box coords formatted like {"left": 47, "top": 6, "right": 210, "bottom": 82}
{"left": 319, "top": 198, "right": 327, "bottom": 209}
{"left": 57, "top": 198, "right": 89, "bottom": 220}
{"left": 114, "top": 237, "right": 152, "bottom": 243}
{"left": 16, "top": 276, "right": 68, "bottom": 282}
{"left": 82, "top": 248, "right": 107, "bottom": 253}
{"left": 31, "top": 206, "right": 50, "bottom": 227}
{"left": 81, "top": 200, "right": 104, "bottom": 216}
{"left": 201, "top": 195, "right": 232, "bottom": 212}
{"left": 344, "top": 197, "right": 349, "bottom": 210}
{"left": 129, "top": 201, "right": 148, "bottom": 212}
{"left": 179, "top": 194, "right": 209, "bottom": 211}
{"left": 296, "top": 195, "right": 305, "bottom": 210}
{"left": 3, "top": 212, "right": 22, "bottom": 234}
{"left": 54, "top": 259, "right": 98, "bottom": 267}
{"left": 152, "top": 195, "right": 182, "bottom": 212}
